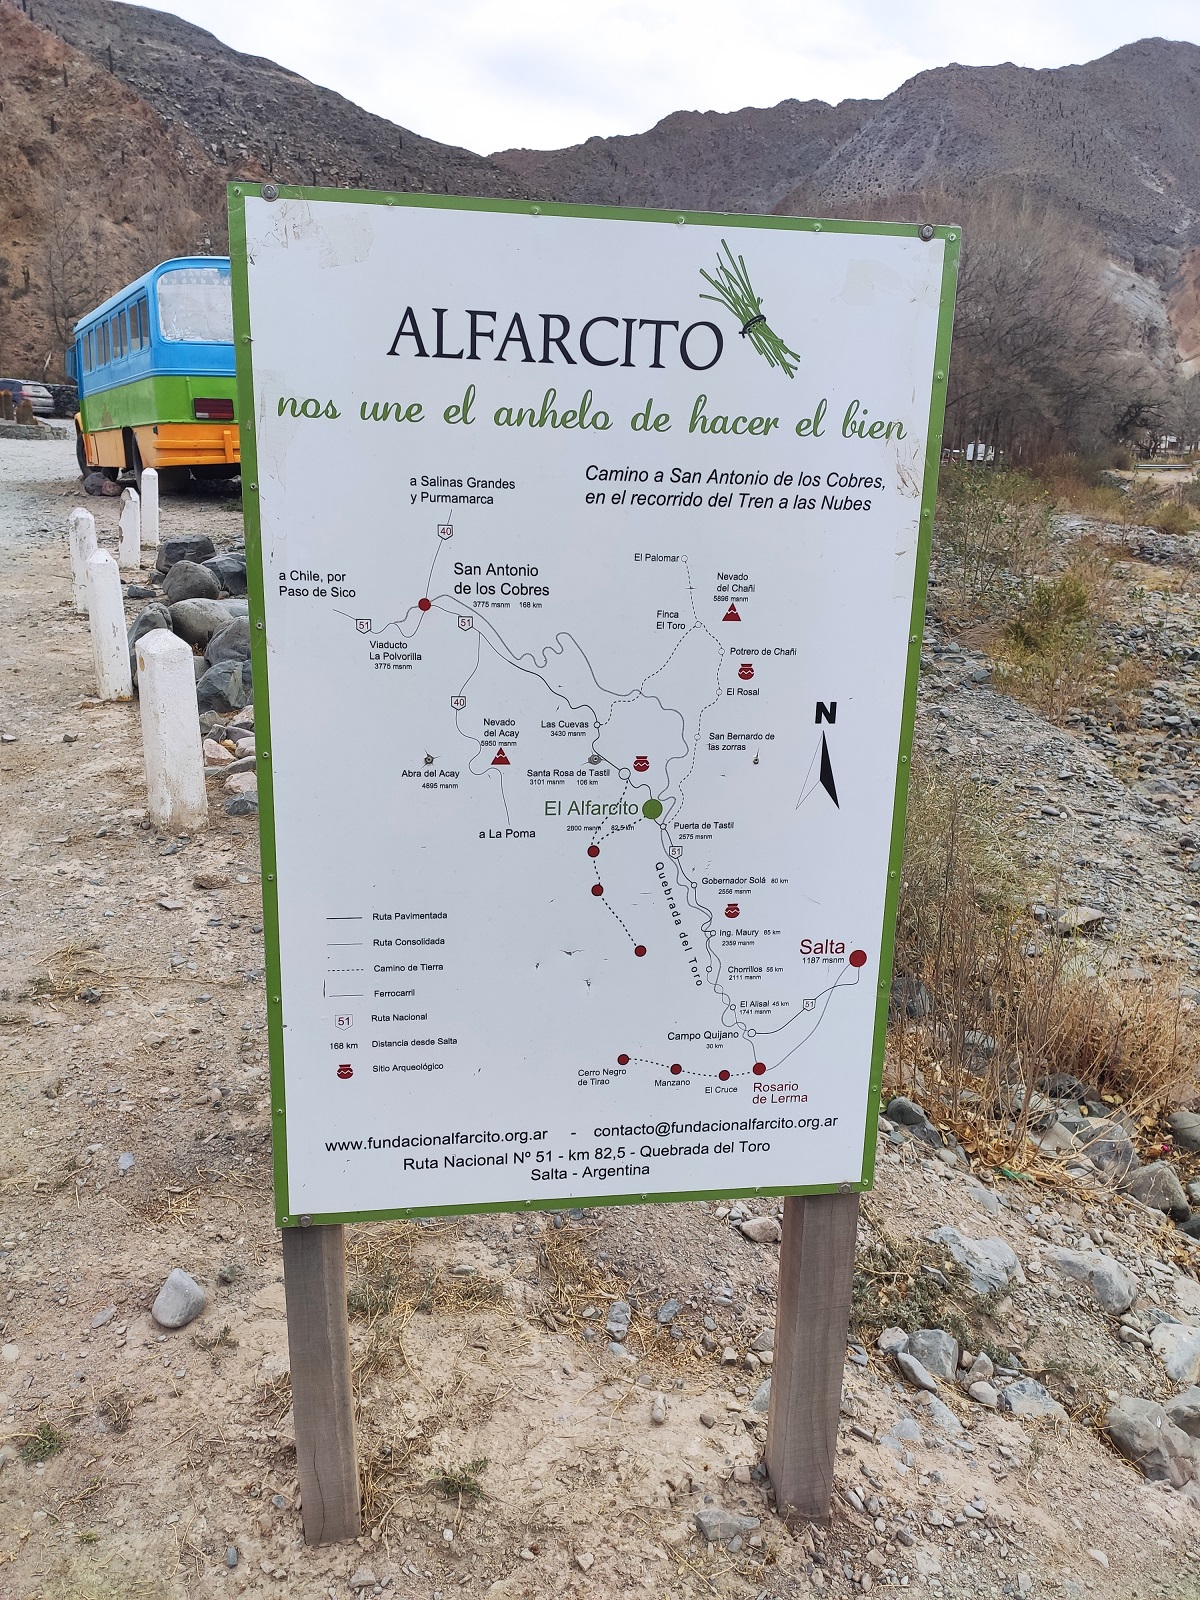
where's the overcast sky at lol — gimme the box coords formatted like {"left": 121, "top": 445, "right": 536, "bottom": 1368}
{"left": 131, "top": 0, "right": 1200, "bottom": 154}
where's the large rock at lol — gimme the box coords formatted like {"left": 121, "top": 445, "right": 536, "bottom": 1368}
{"left": 739, "top": 1215, "right": 781, "bottom": 1244}
{"left": 999, "top": 1379, "right": 1067, "bottom": 1423}
{"left": 746, "top": 1377, "right": 771, "bottom": 1413}
{"left": 1164, "top": 1387, "right": 1200, "bottom": 1439}
{"left": 1150, "top": 1322, "right": 1200, "bottom": 1385}
{"left": 927, "top": 1226, "right": 1025, "bottom": 1294}
{"left": 896, "top": 1351, "right": 939, "bottom": 1392}
{"left": 906, "top": 1328, "right": 960, "bottom": 1381}
{"left": 1106, "top": 1396, "right": 1198, "bottom": 1487}
{"left": 154, "top": 534, "right": 216, "bottom": 572}
{"left": 1076, "top": 1119, "right": 1140, "bottom": 1183}
{"left": 127, "top": 603, "right": 172, "bottom": 679}
{"left": 206, "top": 617, "right": 252, "bottom": 667}
{"left": 1124, "top": 1161, "right": 1190, "bottom": 1220}
{"left": 1169, "top": 1112, "right": 1200, "bottom": 1154}
{"left": 196, "top": 659, "right": 252, "bottom": 714}
{"left": 884, "top": 1097, "right": 943, "bottom": 1149}
{"left": 1046, "top": 1248, "right": 1137, "bottom": 1314}
{"left": 201, "top": 552, "right": 248, "bottom": 596}
{"left": 162, "top": 560, "right": 221, "bottom": 603}
{"left": 151, "top": 1267, "right": 207, "bottom": 1329}
{"left": 170, "top": 598, "right": 235, "bottom": 648}
{"left": 695, "top": 1509, "right": 760, "bottom": 1543}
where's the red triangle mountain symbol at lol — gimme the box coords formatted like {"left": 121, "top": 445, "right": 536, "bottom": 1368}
{"left": 491, "top": 748, "right": 511, "bottom": 766}
{"left": 722, "top": 603, "right": 741, "bottom": 622}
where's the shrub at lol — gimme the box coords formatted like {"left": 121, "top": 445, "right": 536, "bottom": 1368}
{"left": 934, "top": 466, "right": 1052, "bottom": 615}
{"left": 1151, "top": 501, "right": 1194, "bottom": 537}
{"left": 891, "top": 754, "right": 1195, "bottom": 1163}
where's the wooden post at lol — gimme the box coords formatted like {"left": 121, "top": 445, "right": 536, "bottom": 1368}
{"left": 281, "top": 1224, "right": 361, "bottom": 1545}
{"left": 765, "top": 1191, "right": 860, "bottom": 1523}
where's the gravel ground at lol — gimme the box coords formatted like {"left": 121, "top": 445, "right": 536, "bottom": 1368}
{"left": 3, "top": 439, "right": 1200, "bottom": 1599}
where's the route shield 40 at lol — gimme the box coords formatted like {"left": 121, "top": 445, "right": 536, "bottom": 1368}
{"left": 228, "top": 185, "right": 959, "bottom": 1225}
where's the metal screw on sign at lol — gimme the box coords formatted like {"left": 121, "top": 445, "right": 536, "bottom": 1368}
{"left": 299, "top": 1214, "right": 313, "bottom": 1228}
{"left": 262, "top": 183, "right": 279, "bottom": 202}
{"left": 918, "top": 224, "right": 935, "bottom": 241}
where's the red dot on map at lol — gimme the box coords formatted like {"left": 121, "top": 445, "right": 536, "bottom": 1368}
{"left": 753, "top": 1062, "right": 767, "bottom": 1076}
{"left": 849, "top": 949, "right": 868, "bottom": 968}
{"left": 418, "top": 597, "right": 432, "bottom": 611}
{"left": 634, "top": 945, "right": 646, "bottom": 957}
{"left": 336, "top": 1064, "right": 353, "bottom": 1080}
{"left": 718, "top": 1069, "right": 731, "bottom": 1081}
{"left": 587, "top": 845, "right": 600, "bottom": 857}
{"left": 591, "top": 883, "right": 604, "bottom": 897}
{"left": 617, "top": 1054, "right": 630, "bottom": 1066}
{"left": 670, "top": 1063, "right": 682, "bottom": 1075}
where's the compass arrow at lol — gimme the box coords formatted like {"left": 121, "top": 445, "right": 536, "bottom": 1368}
{"left": 818, "top": 732, "right": 839, "bottom": 807}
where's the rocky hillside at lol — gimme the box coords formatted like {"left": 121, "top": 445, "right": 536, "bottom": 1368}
{"left": 0, "top": 0, "right": 534, "bottom": 380}
{"left": 24, "top": 0, "right": 533, "bottom": 200}
{"left": 0, "top": 0, "right": 224, "bottom": 379}
{"left": 495, "top": 38, "right": 1200, "bottom": 269}
{"left": 6, "top": 0, "right": 1200, "bottom": 385}
{"left": 782, "top": 39, "right": 1200, "bottom": 265}
{"left": 492, "top": 97, "right": 870, "bottom": 215}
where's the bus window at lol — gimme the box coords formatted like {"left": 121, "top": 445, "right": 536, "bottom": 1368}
{"left": 127, "top": 307, "right": 139, "bottom": 353}
{"left": 83, "top": 331, "right": 94, "bottom": 373}
{"left": 138, "top": 298, "right": 150, "bottom": 346}
{"left": 157, "top": 266, "right": 234, "bottom": 343}
{"left": 118, "top": 309, "right": 129, "bottom": 355}
{"left": 100, "top": 322, "right": 110, "bottom": 364}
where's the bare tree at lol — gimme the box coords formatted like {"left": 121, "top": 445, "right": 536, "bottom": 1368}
{"left": 42, "top": 184, "right": 114, "bottom": 350}
{"left": 790, "top": 180, "right": 1172, "bottom": 460}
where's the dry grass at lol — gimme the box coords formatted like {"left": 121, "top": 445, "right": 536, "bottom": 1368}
{"left": 852, "top": 1205, "right": 1013, "bottom": 1361}
{"left": 345, "top": 1220, "right": 504, "bottom": 1324}
{"left": 536, "top": 1226, "right": 718, "bottom": 1373}
{"left": 891, "top": 756, "right": 1197, "bottom": 1167}
{"left": 97, "top": 1388, "right": 132, "bottom": 1434}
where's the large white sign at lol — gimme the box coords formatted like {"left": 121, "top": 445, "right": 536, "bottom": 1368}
{"left": 231, "top": 190, "right": 956, "bottom": 1223}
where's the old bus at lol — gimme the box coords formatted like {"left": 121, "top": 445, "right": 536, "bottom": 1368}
{"left": 66, "top": 257, "right": 239, "bottom": 489}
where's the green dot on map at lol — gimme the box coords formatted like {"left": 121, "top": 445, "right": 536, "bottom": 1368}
{"left": 642, "top": 799, "right": 663, "bottom": 820}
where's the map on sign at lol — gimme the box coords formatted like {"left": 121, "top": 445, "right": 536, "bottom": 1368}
{"left": 230, "top": 189, "right": 957, "bottom": 1224}
{"left": 331, "top": 521, "right": 859, "bottom": 1086}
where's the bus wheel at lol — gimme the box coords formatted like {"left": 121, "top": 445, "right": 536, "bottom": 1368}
{"left": 75, "top": 428, "right": 88, "bottom": 476}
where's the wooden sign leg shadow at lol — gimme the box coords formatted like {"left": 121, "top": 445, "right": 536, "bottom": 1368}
{"left": 765, "top": 1192, "right": 861, "bottom": 1523}
{"left": 282, "top": 1224, "right": 362, "bottom": 1544}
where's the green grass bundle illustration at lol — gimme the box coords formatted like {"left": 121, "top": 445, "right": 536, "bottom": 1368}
{"left": 700, "top": 239, "right": 802, "bottom": 378}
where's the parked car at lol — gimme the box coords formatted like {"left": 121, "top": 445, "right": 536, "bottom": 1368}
{"left": 0, "top": 378, "right": 55, "bottom": 416}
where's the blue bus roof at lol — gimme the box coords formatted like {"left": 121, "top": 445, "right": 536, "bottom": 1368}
{"left": 73, "top": 256, "right": 232, "bottom": 338}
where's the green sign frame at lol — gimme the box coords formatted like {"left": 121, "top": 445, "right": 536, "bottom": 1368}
{"left": 226, "top": 183, "right": 959, "bottom": 1229}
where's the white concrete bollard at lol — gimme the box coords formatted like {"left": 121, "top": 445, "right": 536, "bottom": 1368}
{"left": 85, "top": 549, "right": 133, "bottom": 701}
{"left": 118, "top": 486, "right": 141, "bottom": 569}
{"left": 67, "top": 507, "right": 97, "bottom": 614}
{"left": 140, "top": 468, "right": 159, "bottom": 548}
{"left": 136, "top": 629, "right": 208, "bottom": 831}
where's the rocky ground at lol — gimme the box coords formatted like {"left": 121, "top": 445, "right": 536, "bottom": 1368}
{"left": 7, "top": 439, "right": 1200, "bottom": 1599}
